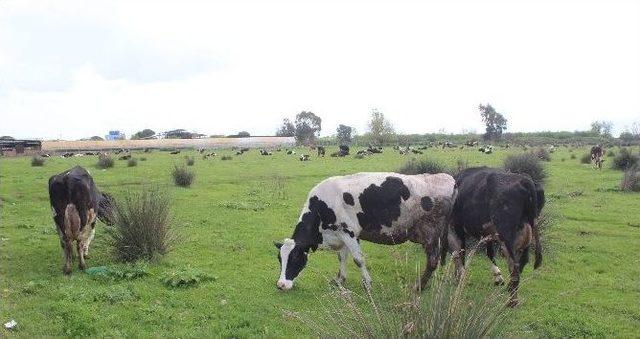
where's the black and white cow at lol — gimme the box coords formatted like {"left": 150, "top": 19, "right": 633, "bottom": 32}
{"left": 48, "top": 166, "right": 114, "bottom": 274}
{"left": 590, "top": 145, "right": 604, "bottom": 169}
{"left": 446, "top": 167, "right": 544, "bottom": 306}
{"left": 275, "top": 172, "right": 456, "bottom": 291}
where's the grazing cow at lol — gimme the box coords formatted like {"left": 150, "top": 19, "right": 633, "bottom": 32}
{"left": 411, "top": 149, "right": 423, "bottom": 155}
{"left": 260, "top": 149, "right": 272, "bottom": 156}
{"left": 590, "top": 145, "right": 604, "bottom": 169}
{"left": 317, "top": 146, "right": 326, "bottom": 157}
{"left": 367, "top": 146, "right": 383, "bottom": 154}
{"left": 48, "top": 166, "right": 115, "bottom": 274}
{"left": 170, "top": 150, "right": 181, "bottom": 155}
{"left": 337, "top": 145, "right": 350, "bottom": 157}
{"left": 286, "top": 150, "right": 296, "bottom": 155}
{"left": 299, "top": 154, "right": 310, "bottom": 161}
{"left": 118, "top": 154, "right": 131, "bottom": 160}
{"left": 275, "top": 172, "right": 456, "bottom": 291}
{"left": 446, "top": 167, "right": 544, "bottom": 306}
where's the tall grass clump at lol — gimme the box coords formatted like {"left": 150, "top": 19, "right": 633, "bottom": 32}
{"left": 397, "top": 158, "right": 450, "bottom": 175}
{"left": 612, "top": 148, "right": 639, "bottom": 170}
{"left": 97, "top": 155, "right": 115, "bottom": 169}
{"left": 186, "top": 156, "right": 195, "bottom": 166}
{"left": 31, "top": 156, "right": 45, "bottom": 166}
{"left": 221, "top": 155, "right": 232, "bottom": 161}
{"left": 579, "top": 153, "right": 591, "bottom": 164}
{"left": 620, "top": 166, "right": 640, "bottom": 192}
{"left": 504, "top": 153, "right": 547, "bottom": 185}
{"left": 534, "top": 148, "right": 551, "bottom": 161}
{"left": 127, "top": 158, "right": 138, "bottom": 167}
{"left": 171, "top": 165, "right": 195, "bottom": 187}
{"left": 292, "top": 249, "right": 508, "bottom": 338}
{"left": 107, "top": 187, "right": 173, "bottom": 262}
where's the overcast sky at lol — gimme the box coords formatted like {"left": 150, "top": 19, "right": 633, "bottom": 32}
{"left": 1, "top": 0, "right": 638, "bottom": 140}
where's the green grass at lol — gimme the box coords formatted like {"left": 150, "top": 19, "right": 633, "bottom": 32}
{"left": 1, "top": 147, "right": 639, "bottom": 337}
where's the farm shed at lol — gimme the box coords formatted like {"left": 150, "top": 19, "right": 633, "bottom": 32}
{"left": 0, "top": 139, "right": 42, "bottom": 156}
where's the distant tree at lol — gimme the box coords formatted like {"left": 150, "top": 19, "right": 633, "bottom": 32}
{"left": 276, "top": 118, "right": 296, "bottom": 137}
{"left": 336, "top": 124, "right": 353, "bottom": 146}
{"left": 0, "top": 136, "right": 15, "bottom": 140}
{"left": 479, "top": 104, "right": 507, "bottom": 141}
{"left": 165, "top": 129, "right": 193, "bottom": 139}
{"left": 367, "top": 108, "right": 395, "bottom": 145}
{"left": 630, "top": 121, "right": 640, "bottom": 139}
{"left": 237, "top": 131, "right": 250, "bottom": 138}
{"left": 294, "top": 111, "right": 322, "bottom": 145}
{"left": 619, "top": 131, "right": 634, "bottom": 144}
{"left": 131, "top": 129, "right": 155, "bottom": 140}
{"left": 90, "top": 136, "right": 104, "bottom": 141}
{"left": 590, "top": 120, "right": 613, "bottom": 138}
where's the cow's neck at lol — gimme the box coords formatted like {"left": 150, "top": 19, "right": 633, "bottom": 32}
{"left": 291, "top": 210, "right": 322, "bottom": 252}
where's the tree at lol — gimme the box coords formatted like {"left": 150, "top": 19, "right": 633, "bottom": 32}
{"left": 479, "top": 104, "right": 507, "bottom": 141}
{"left": 0, "top": 136, "right": 15, "bottom": 140}
{"left": 590, "top": 120, "right": 613, "bottom": 138}
{"left": 630, "top": 121, "right": 639, "bottom": 138}
{"left": 237, "top": 131, "right": 250, "bottom": 137}
{"left": 619, "top": 131, "right": 634, "bottom": 144}
{"left": 90, "top": 136, "right": 104, "bottom": 141}
{"left": 294, "top": 111, "right": 322, "bottom": 145}
{"left": 367, "top": 108, "right": 395, "bottom": 145}
{"left": 276, "top": 118, "right": 295, "bottom": 137}
{"left": 131, "top": 129, "right": 155, "bottom": 140}
{"left": 336, "top": 124, "right": 353, "bottom": 146}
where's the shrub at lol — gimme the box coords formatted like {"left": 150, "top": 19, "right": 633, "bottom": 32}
{"left": 607, "top": 150, "right": 615, "bottom": 157}
{"left": 97, "top": 155, "right": 115, "bottom": 169}
{"left": 162, "top": 267, "right": 216, "bottom": 288}
{"left": 186, "top": 156, "right": 195, "bottom": 166}
{"left": 620, "top": 166, "right": 640, "bottom": 192}
{"left": 221, "top": 155, "right": 232, "bottom": 161}
{"left": 140, "top": 157, "right": 147, "bottom": 161}
{"left": 534, "top": 148, "right": 551, "bottom": 161}
{"left": 354, "top": 153, "right": 365, "bottom": 159}
{"left": 612, "top": 148, "right": 639, "bottom": 170}
{"left": 31, "top": 156, "right": 45, "bottom": 166}
{"left": 503, "top": 153, "right": 547, "bottom": 185}
{"left": 397, "top": 158, "right": 450, "bottom": 175}
{"left": 570, "top": 154, "right": 576, "bottom": 160}
{"left": 106, "top": 187, "right": 173, "bottom": 262}
{"left": 172, "top": 166, "right": 195, "bottom": 187}
{"left": 580, "top": 153, "right": 591, "bottom": 164}
{"left": 293, "top": 249, "right": 508, "bottom": 338}
{"left": 127, "top": 158, "right": 138, "bottom": 167}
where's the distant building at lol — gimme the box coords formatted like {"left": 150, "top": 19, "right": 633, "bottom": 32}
{"left": 0, "top": 139, "right": 42, "bottom": 156}
{"left": 105, "top": 130, "right": 126, "bottom": 140}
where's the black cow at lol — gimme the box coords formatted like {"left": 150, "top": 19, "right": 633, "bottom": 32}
{"left": 48, "top": 166, "right": 114, "bottom": 274}
{"left": 317, "top": 146, "right": 326, "bottom": 157}
{"left": 590, "top": 145, "right": 604, "bottom": 169}
{"left": 338, "top": 145, "right": 350, "bottom": 157}
{"left": 446, "top": 167, "right": 544, "bottom": 306}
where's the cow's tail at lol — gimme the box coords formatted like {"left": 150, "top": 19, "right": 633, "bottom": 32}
{"left": 523, "top": 180, "right": 543, "bottom": 269}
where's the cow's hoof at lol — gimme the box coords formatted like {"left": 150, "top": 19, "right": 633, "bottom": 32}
{"left": 79, "top": 263, "right": 87, "bottom": 271}
{"left": 494, "top": 279, "right": 505, "bottom": 286}
{"left": 333, "top": 276, "right": 346, "bottom": 286}
{"left": 361, "top": 280, "right": 372, "bottom": 291}
{"left": 63, "top": 267, "right": 72, "bottom": 275}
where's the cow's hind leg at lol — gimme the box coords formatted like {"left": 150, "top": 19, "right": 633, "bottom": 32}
{"left": 334, "top": 247, "right": 349, "bottom": 286}
{"left": 62, "top": 237, "right": 73, "bottom": 274}
{"left": 342, "top": 237, "right": 372, "bottom": 290}
{"left": 447, "top": 227, "right": 466, "bottom": 280}
{"left": 416, "top": 238, "right": 440, "bottom": 291}
{"left": 487, "top": 241, "right": 505, "bottom": 285}
{"left": 76, "top": 240, "right": 87, "bottom": 271}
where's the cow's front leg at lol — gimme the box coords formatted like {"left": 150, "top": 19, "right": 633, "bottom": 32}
{"left": 343, "top": 237, "right": 372, "bottom": 290}
{"left": 487, "top": 242, "right": 505, "bottom": 285}
{"left": 76, "top": 241, "right": 87, "bottom": 271}
{"left": 334, "top": 247, "right": 349, "bottom": 286}
{"left": 447, "top": 228, "right": 465, "bottom": 280}
{"left": 501, "top": 243, "right": 520, "bottom": 307}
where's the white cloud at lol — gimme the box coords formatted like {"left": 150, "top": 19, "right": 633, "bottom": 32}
{"left": 1, "top": 0, "right": 638, "bottom": 139}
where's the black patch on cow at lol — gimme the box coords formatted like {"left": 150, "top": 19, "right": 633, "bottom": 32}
{"left": 356, "top": 176, "right": 410, "bottom": 233}
{"left": 420, "top": 196, "right": 433, "bottom": 211}
{"left": 343, "top": 192, "right": 354, "bottom": 206}
{"left": 340, "top": 222, "right": 355, "bottom": 238}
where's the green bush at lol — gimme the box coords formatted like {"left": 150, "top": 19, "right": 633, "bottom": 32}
{"left": 221, "top": 155, "right": 232, "bottom": 161}
{"left": 186, "top": 156, "right": 195, "bottom": 166}
{"left": 162, "top": 267, "right": 216, "bottom": 288}
{"left": 504, "top": 153, "right": 547, "bottom": 185}
{"left": 397, "top": 158, "right": 450, "bottom": 175}
{"left": 620, "top": 166, "right": 640, "bottom": 192}
{"left": 172, "top": 166, "right": 195, "bottom": 187}
{"left": 612, "top": 148, "right": 639, "bottom": 170}
{"left": 580, "top": 153, "right": 591, "bottom": 164}
{"left": 127, "top": 158, "right": 138, "bottom": 167}
{"left": 107, "top": 187, "right": 173, "bottom": 262}
{"left": 534, "top": 148, "right": 551, "bottom": 161}
{"left": 31, "top": 156, "right": 45, "bottom": 166}
{"left": 570, "top": 154, "right": 576, "bottom": 160}
{"left": 97, "top": 155, "right": 115, "bottom": 169}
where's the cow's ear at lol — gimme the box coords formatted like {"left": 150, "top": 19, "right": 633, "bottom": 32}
{"left": 274, "top": 241, "right": 283, "bottom": 250}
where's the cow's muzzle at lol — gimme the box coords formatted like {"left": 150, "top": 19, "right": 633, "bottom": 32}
{"left": 276, "top": 279, "right": 293, "bottom": 291}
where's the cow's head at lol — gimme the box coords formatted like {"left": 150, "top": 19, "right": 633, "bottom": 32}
{"left": 97, "top": 192, "right": 116, "bottom": 226}
{"left": 274, "top": 238, "right": 308, "bottom": 291}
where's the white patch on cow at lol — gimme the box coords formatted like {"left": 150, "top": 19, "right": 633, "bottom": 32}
{"left": 491, "top": 263, "right": 504, "bottom": 284}
{"left": 277, "top": 238, "right": 296, "bottom": 290}
{"left": 51, "top": 207, "right": 57, "bottom": 217}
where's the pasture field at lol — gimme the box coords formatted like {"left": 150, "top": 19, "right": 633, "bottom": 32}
{"left": 1, "top": 147, "right": 639, "bottom": 337}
